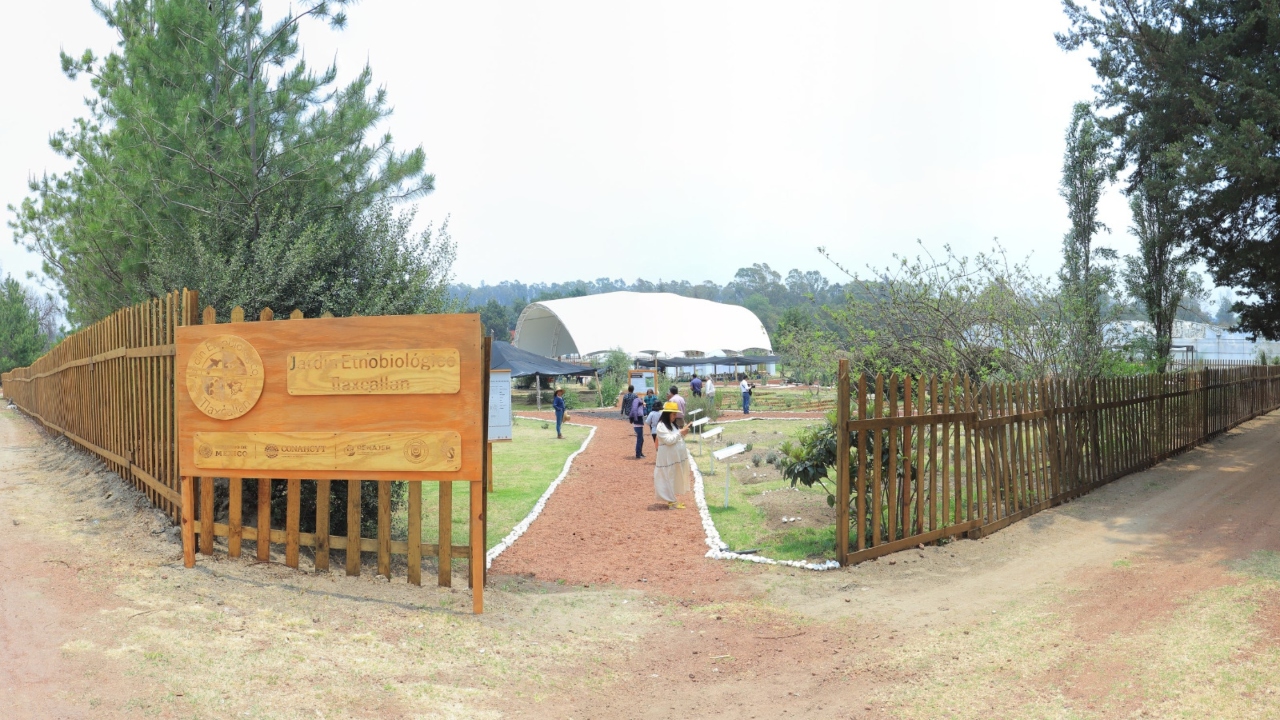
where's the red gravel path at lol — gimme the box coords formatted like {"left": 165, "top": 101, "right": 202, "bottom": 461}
{"left": 491, "top": 409, "right": 828, "bottom": 598}
{"left": 491, "top": 412, "right": 732, "bottom": 598}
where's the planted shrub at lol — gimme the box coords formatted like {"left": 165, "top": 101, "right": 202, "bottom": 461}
{"left": 752, "top": 453, "right": 763, "bottom": 467}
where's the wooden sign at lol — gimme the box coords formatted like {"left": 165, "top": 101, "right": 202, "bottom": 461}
{"left": 286, "top": 348, "right": 460, "bottom": 395}
{"left": 629, "top": 369, "right": 656, "bottom": 394}
{"left": 177, "top": 314, "right": 483, "bottom": 481}
{"left": 193, "top": 431, "right": 462, "bottom": 472}
{"left": 186, "top": 334, "right": 266, "bottom": 420}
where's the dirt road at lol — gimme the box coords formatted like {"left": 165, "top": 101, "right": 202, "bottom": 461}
{"left": 3, "top": 403, "right": 1280, "bottom": 718}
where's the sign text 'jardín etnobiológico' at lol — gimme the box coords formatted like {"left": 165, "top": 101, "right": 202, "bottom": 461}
{"left": 286, "top": 348, "right": 460, "bottom": 395}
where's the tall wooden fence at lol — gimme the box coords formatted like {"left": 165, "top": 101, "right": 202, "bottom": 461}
{"left": 833, "top": 361, "right": 1280, "bottom": 565}
{"left": 2, "top": 291, "right": 481, "bottom": 587}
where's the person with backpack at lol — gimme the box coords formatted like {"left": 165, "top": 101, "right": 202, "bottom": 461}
{"left": 620, "top": 385, "right": 636, "bottom": 421}
{"left": 629, "top": 391, "right": 648, "bottom": 458}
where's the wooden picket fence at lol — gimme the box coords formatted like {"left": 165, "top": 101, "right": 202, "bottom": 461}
{"left": 833, "top": 360, "right": 1280, "bottom": 565}
{"left": 2, "top": 291, "right": 484, "bottom": 587}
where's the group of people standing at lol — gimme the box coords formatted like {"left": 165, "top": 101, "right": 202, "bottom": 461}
{"left": 620, "top": 383, "right": 692, "bottom": 509}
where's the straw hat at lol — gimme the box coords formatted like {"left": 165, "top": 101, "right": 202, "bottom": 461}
{"left": 662, "top": 401, "right": 679, "bottom": 413}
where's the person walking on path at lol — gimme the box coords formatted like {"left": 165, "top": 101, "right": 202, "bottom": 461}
{"left": 629, "top": 391, "right": 648, "bottom": 458}
{"left": 705, "top": 376, "right": 716, "bottom": 402}
{"left": 644, "top": 388, "right": 659, "bottom": 412}
{"left": 646, "top": 402, "right": 663, "bottom": 453}
{"left": 620, "top": 385, "right": 636, "bottom": 422}
{"left": 690, "top": 374, "right": 703, "bottom": 398}
{"left": 668, "top": 385, "right": 686, "bottom": 426}
{"left": 740, "top": 376, "right": 752, "bottom": 414}
{"left": 553, "top": 388, "right": 567, "bottom": 438}
{"left": 653, "top": 401, "right": 692, "bottom": 508}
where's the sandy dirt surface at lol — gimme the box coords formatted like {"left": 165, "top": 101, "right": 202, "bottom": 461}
{"left": 4, "top": 402, "right": 1280, "bottom": 718}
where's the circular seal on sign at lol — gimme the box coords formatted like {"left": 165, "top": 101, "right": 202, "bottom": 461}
{"left": 185, "top": 334, "right": 264, "bottom": 420}
{"left": 198, "top": 443, "right": 213, "bottom": 459}
{"left": 344, "top": 444, "right": 356, "bottom": 457}
{"left": 403, "top": 438, "right": 429, "bottom": 464}
{"left": 264, "top": 444, "right": 279, "bottom": 459}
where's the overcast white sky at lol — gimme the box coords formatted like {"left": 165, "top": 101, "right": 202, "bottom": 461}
{"left": 1, "top": 0, "right": 1151, "bottom": 294}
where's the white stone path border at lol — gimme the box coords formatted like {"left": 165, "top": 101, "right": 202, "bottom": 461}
{"left": 692, "top": 414, "right": 841, "bottom": 571}
{"left": 485, "top": 416, "right": 596, "bottom": 569}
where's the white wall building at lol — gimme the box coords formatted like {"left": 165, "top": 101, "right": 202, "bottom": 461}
{"left": 512, "top": 291, "right": 773, "bottom": 360}
{"left": 1114, "top": 320, "right": 1280, "bottom": 363}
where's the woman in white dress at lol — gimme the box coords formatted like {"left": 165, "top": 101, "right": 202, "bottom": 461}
{"left": 653, "top": 401, "right": 692, "bottom": 508}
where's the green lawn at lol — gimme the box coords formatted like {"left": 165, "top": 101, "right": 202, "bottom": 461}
{"left": 400, "top": 417, "right": 590, "bottom": 550}
{"left": 691, "top": 418, "right": 837, "bottom": 562}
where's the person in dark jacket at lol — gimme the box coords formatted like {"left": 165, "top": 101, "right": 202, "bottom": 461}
{"left": 629, "top": 392, "right": 648, "bottom": 458}
{"left": 553, "top": 388, "right": 566, "bottom": 438}
{"left": 620, "top": 385, "right": 636, "bottom": 421}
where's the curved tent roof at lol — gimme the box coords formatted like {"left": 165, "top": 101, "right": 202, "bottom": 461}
{"left": 512, "top": 292, "right": 772, "bottom": 358}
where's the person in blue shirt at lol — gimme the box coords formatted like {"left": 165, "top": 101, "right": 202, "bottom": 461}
{"left": 690, "top": 374, "right": 703, "bottom": 398}
{"left": 553, "top": 388, "right": 566, "bottom": 438}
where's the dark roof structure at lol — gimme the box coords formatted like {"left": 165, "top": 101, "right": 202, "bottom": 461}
{"left": 490, "top": 341, "right": 600, "bottom": 378}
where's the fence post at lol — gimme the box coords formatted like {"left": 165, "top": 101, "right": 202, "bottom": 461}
{"left": 1202, "top": 367, "right": 1211, "bottom": 441}
{"left": 835, "top": 359, "right": 850, "bottom": 566}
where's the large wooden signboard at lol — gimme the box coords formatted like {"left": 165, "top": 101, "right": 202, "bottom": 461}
{"left": 176, "top": 313, "right": 487, "bottom": 612}
{"left": 177, "top": 315, "right": 483, "bottom": 481}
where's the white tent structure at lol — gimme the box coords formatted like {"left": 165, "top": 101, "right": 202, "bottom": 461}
{"left": 512, "top": 292, "right": 772, "bottom": 359}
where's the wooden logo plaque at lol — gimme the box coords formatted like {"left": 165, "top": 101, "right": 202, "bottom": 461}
{"left": 176, "top": 314, "right": 483, "bottom": 481}
{"left": 185, "top": 334, "right": 265, "bottom": 420}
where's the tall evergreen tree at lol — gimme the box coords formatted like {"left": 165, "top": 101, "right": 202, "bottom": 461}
{"left": 1122, "top": 171, "right": 1201, "bottom": 370}
{"left": 1059, "top": 0, "right": 1280, "bottom": 338}
{"left": 1059, "top": 102, "right": 1116, "bottom": 376}
{"left": 9, "top": 0, "right": 453, "bottom": 325}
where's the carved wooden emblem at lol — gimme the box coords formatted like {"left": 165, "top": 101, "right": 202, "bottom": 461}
{"left": 185, "top": 334, "right": 264, "bottom": 420}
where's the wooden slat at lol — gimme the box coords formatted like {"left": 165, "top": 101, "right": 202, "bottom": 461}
{"left": 257, "top": 478, "right": 271, "bottom": 562}
{"left": 377, "top": 481, "right": 391, "bottom": 579}
{"left": 439, "top": 481, "right": 452, "bottom": 587}
{"left": 408, "top": 481, "right": 422, "bottom": 585}
{"left": 347, "top": 479, "right": 361, "bottom": 576}
{"left": 315, "top": 479, "right": 331, "bottom": 571}
{"left": 285, "top": 478, "right": 300, "bottom": 568}
{"left": 835, "top": 360, "right": 850, "bottom": 564}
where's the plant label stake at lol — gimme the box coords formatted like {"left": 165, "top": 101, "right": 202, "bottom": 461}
{"left": 701, "top": 426, "right": 723, "bottom": 468}
{"left": 689, "top": 417, "right": 709, "bottom": 453}
{"left": 714, "top": 443, "right": 746, "bottom": 509}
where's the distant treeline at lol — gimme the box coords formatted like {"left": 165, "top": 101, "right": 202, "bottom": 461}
{"left": 451, "top": 264, "right": 850, "bottom": 339}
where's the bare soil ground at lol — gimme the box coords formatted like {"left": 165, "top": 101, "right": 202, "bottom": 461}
{"left": 3, "top": 403, "right": 1280, "bottom": 718}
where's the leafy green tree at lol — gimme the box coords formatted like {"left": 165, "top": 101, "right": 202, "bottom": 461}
{"left": 777, "top": 321, "right": 838, "bottom": 396}
{"left": 822, "top": 242, "right": 1068, "bottom": 381}
{"left": 0, "top": 275, "right": 47, "bottom": 373}
{"left": 9, "top": 0, "right": 452, "bottom": 325}
{"left": 1122, "top": 173, "right": 1203, "bottom": 370}
{"left": 1059, "top": 102, "right": 1117, "bottom": 376}
{"left": 1059, "top": 1, "right": 1280, "bottom": 337}
{"left": 477, "top": 299, "right": 512, "bottom": 340}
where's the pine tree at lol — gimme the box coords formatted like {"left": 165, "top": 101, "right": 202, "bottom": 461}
{"left": 9, "top": 0, "right": 453, "bottom": 325}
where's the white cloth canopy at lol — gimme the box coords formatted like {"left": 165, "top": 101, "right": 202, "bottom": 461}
{"left": 512, "top": 292, "right": 773, "bottom": 358}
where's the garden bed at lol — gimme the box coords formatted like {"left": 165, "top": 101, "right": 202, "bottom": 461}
{"left": 690, "top": 418, "right": 838, "bottom": 562}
